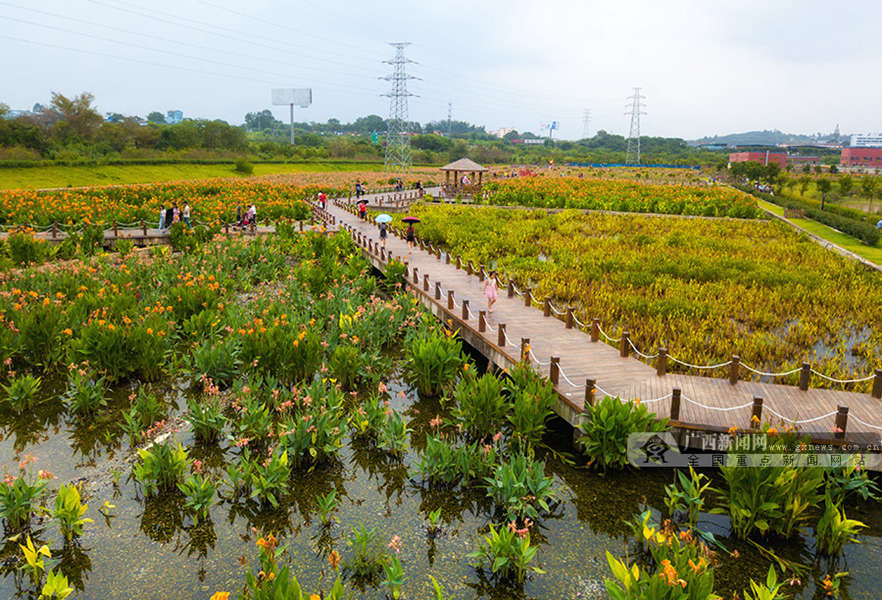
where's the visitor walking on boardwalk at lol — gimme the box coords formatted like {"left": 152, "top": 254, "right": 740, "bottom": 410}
{"left": 159, "top": 204, "right": 166, "bottom": 230}
{"left": 484, "top": 270, "right": 498, "bottom": 313}
{"left": 318, "top": 191, "right": 327, "bottom": 210}
{"left": 165, "top": 205, "right": 174, "bottom": 231}
{"left": 378, "top": 221, "right": 387, "bottom": 248}
{"left": 405, "top": 222, "right": 415, "bottom": 253}
{"left": 183, "top": 203, "right": 191, "bottom": 228}
{"left": 358, "top": 202, "right": 367, "bottom": 221}
{"left": 236, "top": 205, "right": 243, "bottom": 229}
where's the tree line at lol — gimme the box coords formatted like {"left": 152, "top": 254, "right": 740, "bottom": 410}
{"left": 1, "top": 91, "right": 727, "bottom": 166}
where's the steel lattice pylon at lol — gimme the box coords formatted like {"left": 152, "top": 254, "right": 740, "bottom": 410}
{"left": 381, "top": 42, "right": 419, "bottom": 173}
{"left": 625, "top": 88, "right": 646, "bottom": 165}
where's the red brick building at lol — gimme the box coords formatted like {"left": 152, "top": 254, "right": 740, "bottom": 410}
{"left": 841, "top": 147, "right": 882, "bottom": 168}
{"left": 728, "top": 151, "right": 787, "bottom": 169}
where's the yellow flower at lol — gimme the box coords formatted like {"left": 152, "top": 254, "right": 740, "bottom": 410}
{"left": 210, "top": 593, "right": 229, "bottom": 600}
{"left": 62, "top": 328, "right": 73, "bottom": 336}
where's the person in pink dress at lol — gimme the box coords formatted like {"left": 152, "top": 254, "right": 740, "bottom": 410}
{"left": 483, "top": 270, "right": 498, "bottom": 313}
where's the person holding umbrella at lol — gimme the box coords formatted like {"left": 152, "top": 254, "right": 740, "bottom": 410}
{"left": 402, "top": 215, "right": 419, "bottom": 253}
{"left": 376, "top": 213, "right": 392, "bottom": 248}
{"left": 357, "top": 199, "right": 368, "bottom": 220}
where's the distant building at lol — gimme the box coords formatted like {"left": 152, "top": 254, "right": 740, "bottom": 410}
{"left": 1, "top": 109, "right": 33, "bottom": 120}
{"left": 511, "top": 138, "right": 545, "bottom": 145}
{"left": 849, "top": 133, "right": 882, "bottom": 148}
{"left": 841, "top": 147, "right": 882, "bottom": 168}
{"left": 696, "top": 143, "right": 728, "bottom": 150}
{"left": 491, "top": 127, "right": 516, "bottom": 139}
{"left": 786, "top": 155, "right": 821, "bottom": 167}
{"left": 167, "top": 110, "right": 183, "bottom": 124}
{"left": 728, "top": 151, "right": 787, "bottom": 169}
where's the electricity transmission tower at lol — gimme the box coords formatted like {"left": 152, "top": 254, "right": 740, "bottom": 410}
{"left": 447, "top": 101, "right": 453, "bottom": 136}
{"left": 624, "top": 88, "right": 646, "bottom": 164}
{"left": 582, "top": 108, "right": 591, "bottom": 139}
{"left": 381, "top": 42, "right": 418, "bottom": 172}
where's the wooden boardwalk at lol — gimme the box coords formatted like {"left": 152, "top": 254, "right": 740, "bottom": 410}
{"left": 322, "top": 193, "right": 882, "bottom": 446}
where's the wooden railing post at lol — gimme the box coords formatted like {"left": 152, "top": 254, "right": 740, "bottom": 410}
{"left": 543, "top": 298, "right": 551, "bottom": 317}
{"left": 466, "top": 260, "right": 473, "bottom": 275}
{"left": 620, "top": 331, "right": 630, "bottom": 358}
{"left": 250, "top": 221, "right": 256, "bottom": 233}
{"left": 381, "top": 248, "right": 386, "bottom": 261}
{"left": 461, "top": 299, "right": 469, "bottom": 321}
{"left": 112, "top": 221, "right": 118, "bottom": 237}
{"left": 479, "top": 265, "right": 485, "bottom": 281}
{"left": 447, "top": 290, "right": 454, "bottom": 311}
{"left": 585, "top": 379, "right": 595, "bottom": 407}
{"left": 799, "top": 362, "right": 811, "bottom": 391}
{"left": 507, "top": 281, "right": 514, "bottom": 298}
{"left": 423, "top": 274, "right": 430, "bottom": 292}
{"left": 141, "top": 219, "right": 146, "bottom": 236}
{"left": 51, "top": 222, "right": 58, "bottom": 239}
{"left": 412, "top": 267, "right": 419, "bottom": 285}
{"left": 549, "top": 356, "right": 560, "bottom": 385}
{"left": 834, "top": 406, "right": 849, "bottom": 439}
{"left": 566, "top": 306, "right": 575, "bottom": 329}
{"left": 524, "top": 287, "right": 531, "bottom": 307}
{"left": 591, "top": 318, "right": 600, "bottom": 342}
{"left": 656, "top": 348, "right": 667, "bottom": 376}
{"left": 444, "top": 251, "right": 450, "bottom": 264}
{"left": 224, "top": 222, "right": 230, "bottom": 235}
{"left": 497, "top": 323, "right": 506, "bottom": 347}
{"left": 751, "top": 397, "right": 764, "bottom": 428}
{"left": 404, "top": 261, "right": 409, "bottom": 280}
{"left": 873, "top": 369, "right": 882, "bottom": 400}
{"left": 670, "top": 388, "right": 681, "bottom": 420}
{"left": 478, "top": 310, "right": 486, "bottom": 332}
{"left": 520, "top": 338, "right": 530, "bottom": 363}
{"left": 456, "top": 255, "right": 462, "bottom": 270}
{"left": 435, "top": 281, "right": 441, "bottom": 300}
{"left": 729, "top": 355, "right": 740, "bottom": 385}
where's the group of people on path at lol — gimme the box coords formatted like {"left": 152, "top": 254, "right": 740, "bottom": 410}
{"left": 158, "top": 203, "right": 191, "bottom": 230}
{"left": 235, "top": 204, "right": 258, "bottom": 229}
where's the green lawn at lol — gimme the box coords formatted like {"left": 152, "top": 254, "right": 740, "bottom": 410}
{"left": 756, "top": 198, "right": 882, "bottom": 265}
{"left": 0, "top": 161, "right": 390, "bottom": 190}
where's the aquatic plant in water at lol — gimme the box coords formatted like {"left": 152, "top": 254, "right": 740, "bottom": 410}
{"left": 133, "top": 442, "right": 190, "bottom": 497}
{"left": 484, "top": 453, "right": 557, "bottom": 522}
{"left": 405, "top": 329, "right": 465, "bottom": 397}
{"left": 467, "top": 522, "right": 544, "bottom": 584}
{"left": 577, "top": 395, "right": 668, "bottom": 471}
{"left": 2, "top": 373, "right": 42, "bottom": 412}
{"left": 52, "top": 483, "right": 93, "bottom": 541}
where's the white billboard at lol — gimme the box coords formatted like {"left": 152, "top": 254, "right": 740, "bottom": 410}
{"left": 272, "top": 88, "right": 312, "bottom": 108}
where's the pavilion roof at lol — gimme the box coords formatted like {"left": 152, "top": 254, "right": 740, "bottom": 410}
{"left": 439, "top": 157, "right": 487, "bottom": 172}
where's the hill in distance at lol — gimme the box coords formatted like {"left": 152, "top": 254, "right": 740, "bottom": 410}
{"left": 691, "top": 129, "right": 835, "bottom": 146}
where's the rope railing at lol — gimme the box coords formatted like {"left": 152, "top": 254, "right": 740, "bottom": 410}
{"left": 627, "top": 337, "right": 659, "bottom": 360}
{"left": 763, "top": 406, "right": 838, "bottom": 425}
{"left": 848, "top": 414, "right": 882, "bottom": 431}
{"left": 669, "top": 356, "right": 733, "bottom": 370}
{"left": 810, "top": 369, "right": 876, "bottom": 384}
{"left": 740, "top": 364, "right": 802, "bottom": 378}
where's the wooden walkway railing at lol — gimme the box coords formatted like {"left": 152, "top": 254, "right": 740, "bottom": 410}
{"left": 326, "top": 194, "right": 882, "bottom": 448}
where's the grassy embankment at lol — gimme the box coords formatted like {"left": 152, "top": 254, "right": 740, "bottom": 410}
{"left": 0, "top": 161, "right": 392, "bottom": 190}
{"left": 755, "top": 197, "right": 882, "bottom": 264}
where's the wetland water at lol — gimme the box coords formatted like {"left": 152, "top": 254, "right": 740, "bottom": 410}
{"left": 2, "top": 369, "right": 882, "bottom": 600}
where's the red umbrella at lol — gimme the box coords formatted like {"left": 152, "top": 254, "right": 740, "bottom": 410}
{"left": 402, "top": 216, "right": 420, "bottom": 223}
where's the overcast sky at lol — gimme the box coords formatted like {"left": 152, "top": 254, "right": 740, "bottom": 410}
{"left": 2, "top": 0, "right": 880, "bottom": 140}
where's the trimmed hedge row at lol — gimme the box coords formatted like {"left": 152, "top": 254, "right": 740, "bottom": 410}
{"left": 739, "top": 185, "right": 880, "bottom": 246}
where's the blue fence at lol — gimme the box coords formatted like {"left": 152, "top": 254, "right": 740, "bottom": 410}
{"left": 567, "top": 162, "right": 701, "bottom": 170}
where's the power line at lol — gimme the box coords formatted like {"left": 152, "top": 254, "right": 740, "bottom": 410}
{"left": 625, "top": 88, "right": 646, "bottom": 164}
{"left": 382, "top": 43, "right": 417, "bottom": 173}
{"left": 0, "top": 1, "right": 372, "bottom": 85}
